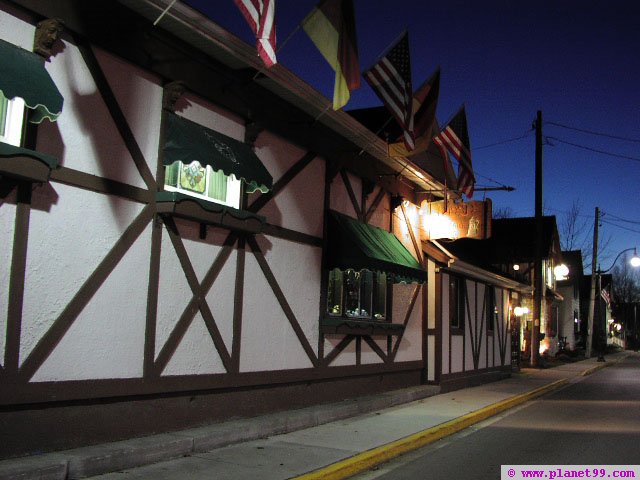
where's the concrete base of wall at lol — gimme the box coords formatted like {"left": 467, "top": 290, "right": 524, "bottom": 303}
{"left": 439, "top": 367, "right": 511, "bottom": 393}
{"left": 0, "top": 368, "right": 424, "bottom": 459}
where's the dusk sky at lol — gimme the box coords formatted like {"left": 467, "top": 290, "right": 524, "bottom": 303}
{"left": 184, "top": 0, "right": 640, "bottom": 271}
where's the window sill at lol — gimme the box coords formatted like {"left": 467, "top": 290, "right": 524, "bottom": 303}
{"left": 156, "top": 191, "right": 266, "bottom": 234}
{"left": 321, "top": 317, "right": 405, "bottom": 336}
{"left": 0, "top": 143, "right": 58, "bottom": 183}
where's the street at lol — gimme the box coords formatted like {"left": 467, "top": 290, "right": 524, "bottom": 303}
{"left": 354, "top": 355, "right": 640, "bottom": 479}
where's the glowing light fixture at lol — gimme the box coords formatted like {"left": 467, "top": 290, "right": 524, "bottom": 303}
{"left": 553, "top": 263, "right": 569, "bottom": 280}
{"left": 514, "top": 306, "right": 529, "bottom": 317}
{"left": 513, "top": 264, "right": 520, "bottom": 271}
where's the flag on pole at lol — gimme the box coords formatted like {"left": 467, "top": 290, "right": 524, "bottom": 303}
{"left": 363, "top": 31, "right": 414, "bottom": 151}
{"left": 433, "top": 106, "right": 475, "bottom": 198}
{"left": 235, "top": 0, "right": 277, "bottom": 68}
{"left": 388, "top": 68, "right": 440, "bottom": 157}
{"left": 601, "top": 288, "right": 611, "bottom": 307}
{"left": 301, "top": 0, "right": 360, "bottom": 110}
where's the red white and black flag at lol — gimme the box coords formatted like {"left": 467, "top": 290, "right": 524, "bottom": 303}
{"left": 363, "top": 31, "right": 414, "bottom": 151}
{"left": 433, "top": 106, "right": 475, "bottom": 198}
{"left": 235, "top": 0, "right": 277, "bottom": 67}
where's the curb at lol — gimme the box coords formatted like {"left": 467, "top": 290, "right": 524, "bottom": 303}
{"left": 293, "top": 378, "right": 569, "bottom": 480}
{"left": 580, "top": 352, "right": 629, "bottom": 376}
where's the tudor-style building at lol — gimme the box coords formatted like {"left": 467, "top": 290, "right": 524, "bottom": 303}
{"left": 444, "top": 216, "right": 564, "bottom": 364}
{"left": 0, "top": 0, "right": 527, "bottom": 458}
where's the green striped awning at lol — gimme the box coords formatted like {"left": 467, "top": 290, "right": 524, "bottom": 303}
{"left": 326, "top": 211, "right": 427, "bottom": 284}
{"left": 163, "top": 112, "right": 272, "bottom": 194}
{"left": 0, "top": 38, "right": 63, "bottom": 123}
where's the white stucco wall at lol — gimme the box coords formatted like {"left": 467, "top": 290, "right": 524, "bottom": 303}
{"left": 393, "top": 284, "right": 423, "bottom": 362}
{"left": 239, "top": 235, "right": 318, "bottom": 372}
{"left": 360, "top": 337, "right": 386, "bottom": 364}
{"left": 156, "top": 220, "right": 235, "bottom": 376}
{"left": 36, "top": 42, "right": 161, "bottom": 189}
{"left": 21, "top": 184, "right": 145, "bottom": 371}
{"left": 0, "top": 6, "right": 34, "bottom": 49}
{"left": 256, "top": 137, "right": 324, "bottom": 236}
{"left": 324, "top": 335, "right": 355, "bottom": 366}
{"left": 329, "top": 171, "right": 360, "bottom": 218}
{"left": 366, "top": 188, "right": 390, "bottom": 230}
{"left": 179, "top": 93, "right": 245, "bottom": 141}
{"left": 32, "top": 223, "right": 151, "bottom": 381}
{"left": 450, "top": 336, "right": 463, "bottom": 373}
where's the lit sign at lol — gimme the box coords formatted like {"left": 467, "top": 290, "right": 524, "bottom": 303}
{"left": 418, "top": 199, "right": 492, "bottom": 240}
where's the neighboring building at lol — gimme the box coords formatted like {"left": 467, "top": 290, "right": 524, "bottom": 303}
{"left": 0, "top": 0, "right": 529, "bottom": 459}
{"left": 556, "top": 250, "right": 583, "bottom": 351}
{"left": 430, "top": 241, "right": 531, "bottom": 388}
{"left": 579, "top": 273, "right": 612, "bottom": 354}
{"left": 614, "top": 302, "right": 640, "bottom": 350}
{"left": 444, "top": 216, "right": 564, "bottom": 363}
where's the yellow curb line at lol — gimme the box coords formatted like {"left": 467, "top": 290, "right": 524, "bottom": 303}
{"left": 293, "top": 378, "right": 569, "bottom": 480}
{"left": 580, "top": 363, "right": 608, "bottom": 376}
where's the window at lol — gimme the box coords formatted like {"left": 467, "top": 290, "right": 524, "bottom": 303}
{"left": 327, "top": 268, "right": 387, "bottom": 321}
{"left": 450, "top": 275, "right": 466, "bottom": 330}
{"left": 486, "top": 285, "right": 498, "bottom": 332}
{"left": 164, "top": 160, "right": 242, "bottom": 209}
{"left": 0, "top": 92, "right": 26, "bottom": 147}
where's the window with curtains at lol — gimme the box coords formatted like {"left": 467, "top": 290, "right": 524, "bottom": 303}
{"left": 449, "top": 275, "right": 466, "bottom": 331}
{"left": 326, "top": 268, "right": 388, "bottom": 321}
{"left": 0, "top": 92, "right": 26, "bottom": 147}
{"left": 164, "top": 160, "right": 242, "bottom": 209}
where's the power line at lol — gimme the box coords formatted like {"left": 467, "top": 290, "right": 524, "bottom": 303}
{"left": 601, "top": 211, "right": 640, "bottom": 225}
{"left": 546, "top": 136, "right": 640, "bottom": 163}
{"left": 475, "top": 128, "right": 533, "bottom": 150}
{"left": 545, "top": 206, "right": 594, "bottom": 219}
{"left": 546, "top": 121, "right": 640, "bottom": 143}
{"left": 600, "top": 218, "right": 640, "bottom": 235}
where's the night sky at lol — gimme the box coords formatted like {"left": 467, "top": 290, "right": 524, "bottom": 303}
{"left": 183, "top": 0, "right": 640, "bottom": 271}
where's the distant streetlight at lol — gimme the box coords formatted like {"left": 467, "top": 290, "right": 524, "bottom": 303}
{"left": 598, "top": 248, "right": 640, "bottom": 274}
{"left": 589, "top": 247, "right": 640, "bottom": 361}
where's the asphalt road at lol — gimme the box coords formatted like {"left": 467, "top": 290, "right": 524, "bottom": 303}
{"left": 354, "top": 355, "right": 640, "bottom": 480}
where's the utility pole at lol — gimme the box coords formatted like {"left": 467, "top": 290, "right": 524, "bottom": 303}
{"left": 531, "top": 110, "right": 543, "bottom": 367}
{"left": 586, "top": 206, "right": 599, "bottom": 358}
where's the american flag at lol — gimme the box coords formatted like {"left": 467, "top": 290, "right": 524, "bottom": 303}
{"left": 433, "top": 106, "right": 475, "bottom": 198}
{"left": 235, "top": 0, "right": 277, "bottom": 68}
{"left": 363, "top": 31, "right": 414, "bottom": 151}
{"left": 601, "top": 288, "right": 611, "bottom": 307}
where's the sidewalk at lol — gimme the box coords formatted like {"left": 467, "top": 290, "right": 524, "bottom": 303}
{"left": 0, "top": 351, "right": 631, "bottom": 480}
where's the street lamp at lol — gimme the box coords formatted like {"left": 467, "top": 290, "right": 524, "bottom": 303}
{"left": 588, "top": 247, "right": 640, "bottom": 361}
{"left": 598, "top": 248, "right": 640, "bottom": 274}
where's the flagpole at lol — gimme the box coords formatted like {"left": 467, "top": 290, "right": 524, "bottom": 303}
{"left": 251, "top": 23, "right": 302, "bottom": 81}
{"left": 313, "top": 104, "right": 332, "bottom": 123}
{"left": 358, "top": 117, "right": 394, "bottom": 156}
{"left": 152, "top": 0, "right": 177, "bottom": 26}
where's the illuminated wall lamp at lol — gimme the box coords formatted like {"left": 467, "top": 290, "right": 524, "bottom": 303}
{"left": 514, "top": 306, "right": 529, "bottom": 317}
{"left": 554, "top": 263, "right": 569, "bottom": 281}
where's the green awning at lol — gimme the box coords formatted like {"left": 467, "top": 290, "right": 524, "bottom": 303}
{"left": 326, "top": 211, "right": 427, "bottom": 284}
{"left": 163, "top": 112, "right": 273, "bottom": 194}
{"left": 0, "top": 38, "right": 64, "bottom": 123}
